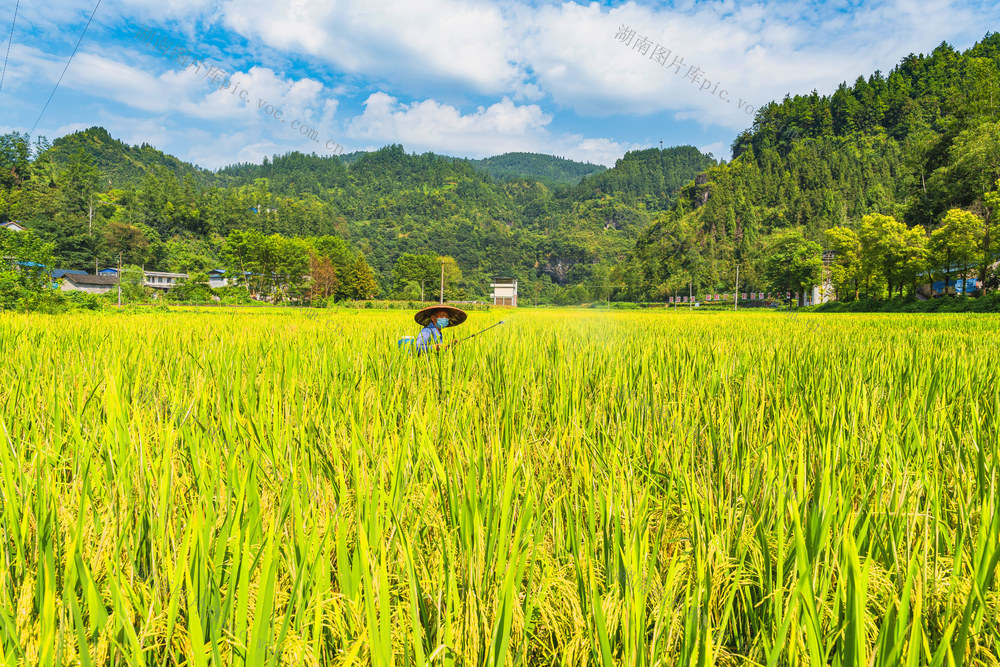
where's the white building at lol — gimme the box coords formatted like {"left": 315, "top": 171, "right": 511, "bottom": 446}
{"left": 489, "top": 276, "right": 518, "bottom": 307}
{"left": 100, "top": 268, "right": 189, "bottom": 290}
{"left": 0, "top": 221, "right": 27, "bottom": 232}
{"left": 143, "top": 271, "right": 187, "bottom": 290}
{"left": 208, "top": 269, "right": 228, "bottom": 289}
{"left": 800, "top": 251, "right": 838, "bottom": 306}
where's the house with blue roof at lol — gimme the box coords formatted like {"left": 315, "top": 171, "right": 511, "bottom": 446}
{"left": 208, "top": 268, "right": 228, "bottom": 289}
{"left": 917, "top": 262, "right": 985, "bottom": 298}
{"left": 50, "top": 269, "right": 88, "bottom": 280}
{"left": 97, "top": 267, "right": 189, "bottom": 290}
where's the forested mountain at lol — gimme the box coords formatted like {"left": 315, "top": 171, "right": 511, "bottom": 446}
{"left": 216, "top": 149, "right": 606, "bottom": 190}
{"left": 46, "top": 127, "right": 215, "bottom": 188}
{"left": 0, "top": 128, "right": 711, "bottom": 302}
{"left": 342, "top": 150, "right": 604, "bottom": 186}
{"left": 575, "top": 146, "right": 716, "bottom": 207}
{"left": 623, "top": 33, "right": 1000, "bottom": 301}
{"left": 466, "top": 152, "right": 605, "bottom": 186}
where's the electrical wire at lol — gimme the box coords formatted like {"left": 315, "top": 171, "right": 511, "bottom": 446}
{"left": 29, "top": 0, "right": 103, "bottom": 136}
{"left": 0, "top": 1, "right": 18, "bottom": 96}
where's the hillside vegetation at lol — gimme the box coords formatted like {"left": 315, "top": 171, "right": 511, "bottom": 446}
{"left": 465, "top": 151, "right": 606, "bottom": 186}
{"left": 627, "top": 35, "right": 1000, "bottom": 301}
{"left": 1, "top": 133, "right": 712, "bottom": 302}
{"left": 3, "top": 33, "right": 1000, "bottom": 306}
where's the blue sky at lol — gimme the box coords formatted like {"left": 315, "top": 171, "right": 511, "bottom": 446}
{"left": 2, "top": 0, "right": 999, "bottom": 170}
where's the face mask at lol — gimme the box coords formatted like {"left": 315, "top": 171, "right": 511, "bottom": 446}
{"left": 436, "top": 317, "right": 449, "bottom": 328}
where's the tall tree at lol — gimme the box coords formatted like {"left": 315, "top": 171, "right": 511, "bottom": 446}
{"left": 824, "top": 226, "right": 863, "bottom": 300}
{"left": 980, "top": 181, "right": 1000, "bottom": 292}
{"left": 0, "top": 229, "right": 55, "bottom": 310}
{"left": 347, "top": 254, "right": 380, "bottom": 300}
{"left": 900, "top": 225, "right": 929, "bottom": 298}
{"left": 0, "top": 132, "right": 32, "bottom": 190}
{"left": 439, "top": 255, "right": 463, "bottom": 300}
{"left": 930, "top": 209, "right": 985, "bottom": 295}
{"left": 761, "top": 227, "right": 823, "bottom": 298}
{"left": 309, "top": 255, "right": 339, "bottom": 303}
{"left": 859, "top": 214, "right": 910, "bottom": 298}
{"left": 102, "top": 222, "right": 152, "bottom": 267}
{"left": 392, "top": 253, "right": 440, "bottom": 297}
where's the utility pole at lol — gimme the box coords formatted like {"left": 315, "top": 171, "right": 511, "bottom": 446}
{"left": 439, "top": 261, "right": 445, "bottom": 304}
{"left": 734, "top": 264, "right": 739, "bottom": 311}
{"left": 689, "top": 281, "right": 692, "bottom": 309}
{"left": 90, "top": 193, "right": 97, "bottom": 274}
{"left": 420, "top": 280, "right": 424, "bottom": 303}
{"left": 117, "top": 251, "right": 122, "bottom": 308}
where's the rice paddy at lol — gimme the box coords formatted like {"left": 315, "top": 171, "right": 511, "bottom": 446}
{"left": 1, "top": 308, "right": 999, "bottom": 666}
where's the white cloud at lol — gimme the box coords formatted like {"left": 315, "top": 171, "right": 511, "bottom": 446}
{"left": 192, "top": 65, "right": 339, "bottom": 128}
{"left": 552, "top": 135, "right": 644, "bottom": 168}
{"left": 208, "top": 0, "right": 999, "bottom": 130}
{"left": 346, "top": 92, "right": 552, "bottom": 155}
{"left": 344, "top": 91, "right": 638, "bottom": 166}
{"left": 698, "top": 141, "right": 726, "bottom": 161}
{"left": 514, "top": 0, "right": 992, "bottom": 127}
{"left": 7, "top": 38, "right": 343, "bottom": 162}
{"left": 218, "top": 0, "right": 528, "bottom": 96}
{"left": 184, "top": 131, "right": 298, "bottom": 169}
{"left": 12, "top": 0, "right": 1000, "bottom": 168}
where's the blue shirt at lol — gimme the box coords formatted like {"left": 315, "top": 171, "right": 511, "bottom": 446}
{"left": 415, "top": 324, "right": 442, "bottom": 354}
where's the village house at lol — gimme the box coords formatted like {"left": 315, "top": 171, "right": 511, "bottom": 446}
{"left": 98, "top": 267, "right": 189, "bottom": 290}
{"left": 50, "top": 269, "right": 88, "bottom": 280}
{"left": 799, "top": 251, "right": 838, "bottom": 306}
{"left": 143, "top": 271, "right": 188, "bottom": 290}
{"left": 208, "top": 269, "right": 228, "bottom": 289}
{"left": 915, "top": 260, "right": 997, "bottom": 298}
{"left": 0, "top": 221, "right": 27, "bottom": 232}
{"left": 489, "top": 276, "right": 518, "bottom": 307}
{"left": 60, "top": 274, "right": 118, "bottom": 294}
{"left": 918, "top": 277, "right": 980, "bottom": 298}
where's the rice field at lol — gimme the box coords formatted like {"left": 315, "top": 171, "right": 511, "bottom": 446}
{"left": 1, "top": 308, "right": 999, "bottom": 666}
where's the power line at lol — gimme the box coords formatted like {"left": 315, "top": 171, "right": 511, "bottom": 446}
{"left": 0, "top": 1, "right": 18, "bottom": 96}
{"left": 29, "top": 0, "right": 103, "bottom": 136}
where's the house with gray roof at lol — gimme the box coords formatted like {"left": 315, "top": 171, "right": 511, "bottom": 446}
{"left": 61, "top": 274, "right": 118, "bottom": 294}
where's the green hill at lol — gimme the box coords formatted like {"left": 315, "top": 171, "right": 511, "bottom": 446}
{"left": 576, "top": 146, "right": 716, "bottom": 208}
{"left": 215, "top": 148, "right": 606, "bottom": 192}
{"left": 627, "top": 33, "right": 1000, "bottom": 301}
{"left": 466, "top": 152, "right": 606, "bottom": 186}
{"left": 46, "top": 127, "right": 215, "bottom": 188}
{"left": 2, "top": 129, "right": 714, "bottom": 300}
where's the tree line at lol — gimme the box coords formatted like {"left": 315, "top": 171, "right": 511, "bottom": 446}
{"left": 624, "top": 33, "right": 1000, "bottom": 303}
{"left": 0, "top": 130, "right": 715, "bottom": 307}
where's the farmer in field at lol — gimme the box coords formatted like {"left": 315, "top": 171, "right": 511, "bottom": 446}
{"left": 413, "top": 304, "right": 467, "bottom": 355}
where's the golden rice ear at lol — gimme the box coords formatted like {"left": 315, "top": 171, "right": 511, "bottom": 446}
{"left": 11, "top": 306, "right": 994, "bottom": 667}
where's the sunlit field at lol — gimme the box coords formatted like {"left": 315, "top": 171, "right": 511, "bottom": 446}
{"left": 2, "top": 308, "right": 999, "bottom": 666}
